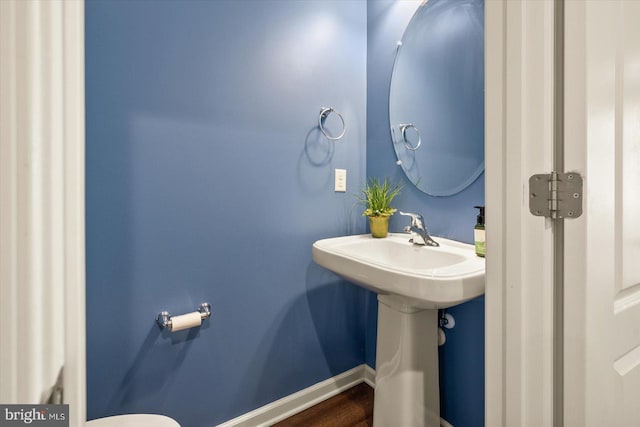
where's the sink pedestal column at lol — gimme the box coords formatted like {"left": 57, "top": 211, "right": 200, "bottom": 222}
{"left": 373, "top": 295, "right": 440, "bottom": 427}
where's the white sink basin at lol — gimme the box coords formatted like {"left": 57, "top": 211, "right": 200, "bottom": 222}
{"left": 312, "top": 233, "right": 485, "bottom": 309}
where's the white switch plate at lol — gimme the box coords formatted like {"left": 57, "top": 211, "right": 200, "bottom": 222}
{"left": 334, "top": 169, "right": 347, "bottom": 192}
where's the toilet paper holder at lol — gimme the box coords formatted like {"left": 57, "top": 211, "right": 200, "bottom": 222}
{"left": 156, "top": 302, "right": 211, "bottom": 330}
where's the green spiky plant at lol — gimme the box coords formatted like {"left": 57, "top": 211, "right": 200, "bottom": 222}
{"left": 358, "top": 177, "right": 402, "bottom": 217}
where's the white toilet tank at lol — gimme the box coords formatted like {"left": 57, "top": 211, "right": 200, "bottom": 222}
{"left": 86, "top": 414, "right": 181, "bottom": 427}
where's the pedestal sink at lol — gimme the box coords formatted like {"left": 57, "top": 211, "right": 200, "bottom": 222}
{"left": 312, "top": 233, "right": 485, "bottom": 427}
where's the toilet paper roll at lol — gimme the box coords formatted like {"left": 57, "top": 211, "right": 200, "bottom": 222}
{"left": 170, "top": 311, "right": 202, "bottom": 332}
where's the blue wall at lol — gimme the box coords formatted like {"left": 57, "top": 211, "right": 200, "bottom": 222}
{"left": 366, "top": 1, "right": 485, "bottom": 426}
{"left": 85, "top": 1, "right": 368, "bottom": 426}
{"left": 87, "top": 1, "right": 485, "bottom": 426}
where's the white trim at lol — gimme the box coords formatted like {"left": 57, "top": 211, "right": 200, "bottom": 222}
{"left": 0, "top": 0, "right": 19, "bottom": 402}
{"left": 216, "top": 365, "right": 369, "bottom": 427}
{"left": 363, "top": 364, "right": 376, "bottom": 388}
{"left": 0, "top": 0, "right": 85, "bottom": 423}
{"left": 484, "top": 2, "right": 505, "bottom": 423}
{"left": 485, "top": 0, "right": 556, "bottom": 426}
{"left": 61, "top": 1, "right": 86, "bottom": 426}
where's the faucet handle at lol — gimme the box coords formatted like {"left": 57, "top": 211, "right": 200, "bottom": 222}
{"left": 399, "top": 211, "right": 424, "bottom": 228}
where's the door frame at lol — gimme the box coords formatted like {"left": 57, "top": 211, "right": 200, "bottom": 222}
{"left": 0, "top": 1, "right": 86, "bottom": 425}
{"left": 62, "top": 2, "right": 87, "bottom": 426}
{"left": 485, "top": 1, "right": 558, "bottom": 425}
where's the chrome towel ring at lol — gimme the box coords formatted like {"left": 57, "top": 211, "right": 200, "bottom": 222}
{"left": 399, "top": 123, "right": 421, "bottom": 151}
{"left": 318, "top": 107, "right": 346, "bottom": 141}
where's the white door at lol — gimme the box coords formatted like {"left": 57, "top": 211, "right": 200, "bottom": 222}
{"left": 564, "top": 1, "right": 640, "bottom": 425}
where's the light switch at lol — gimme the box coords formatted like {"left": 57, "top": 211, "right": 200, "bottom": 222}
{"left": 335, "top": 169, "right": 347, "bottom": 192}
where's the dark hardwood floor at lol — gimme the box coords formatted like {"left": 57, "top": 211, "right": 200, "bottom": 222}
{"left": 272, "top": 383, "right": 374, "bottom": 427}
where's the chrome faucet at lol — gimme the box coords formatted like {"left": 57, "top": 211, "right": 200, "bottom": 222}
{"left": 399, "top": 211, "right": 439, "bottom": 247}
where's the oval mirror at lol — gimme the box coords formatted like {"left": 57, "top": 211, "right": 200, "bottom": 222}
{"left": 389, "top": 0, "right": 484, "bottom": 196}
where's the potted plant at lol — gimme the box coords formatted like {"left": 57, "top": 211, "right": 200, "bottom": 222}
{"left": 358, "top": 177, "right": 402, "bottom": 238}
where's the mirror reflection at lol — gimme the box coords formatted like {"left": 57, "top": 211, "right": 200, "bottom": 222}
{"left": 390, "top": 0, "right": 484, "bottom": 196}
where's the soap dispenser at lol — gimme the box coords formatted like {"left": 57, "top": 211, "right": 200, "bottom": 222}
{"left": 474, "top": 206, "right": 485, "bottom": 258}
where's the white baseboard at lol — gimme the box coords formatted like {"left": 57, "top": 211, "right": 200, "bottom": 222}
{"left": 216, "top": 365, "right": 370, "bottom": 427}
{"left": 441, "top": 419, "right": 454, "bottom": 427}
{"left": 216, "top": 364, "right": 453, "bottom": 427}
{"left": 363, "top": 364, "right": 376, "bottom": 388}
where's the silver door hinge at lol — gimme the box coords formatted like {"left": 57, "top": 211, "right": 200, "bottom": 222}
{"left": 529, "top": 172, "right": 583, "bottom": 219}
